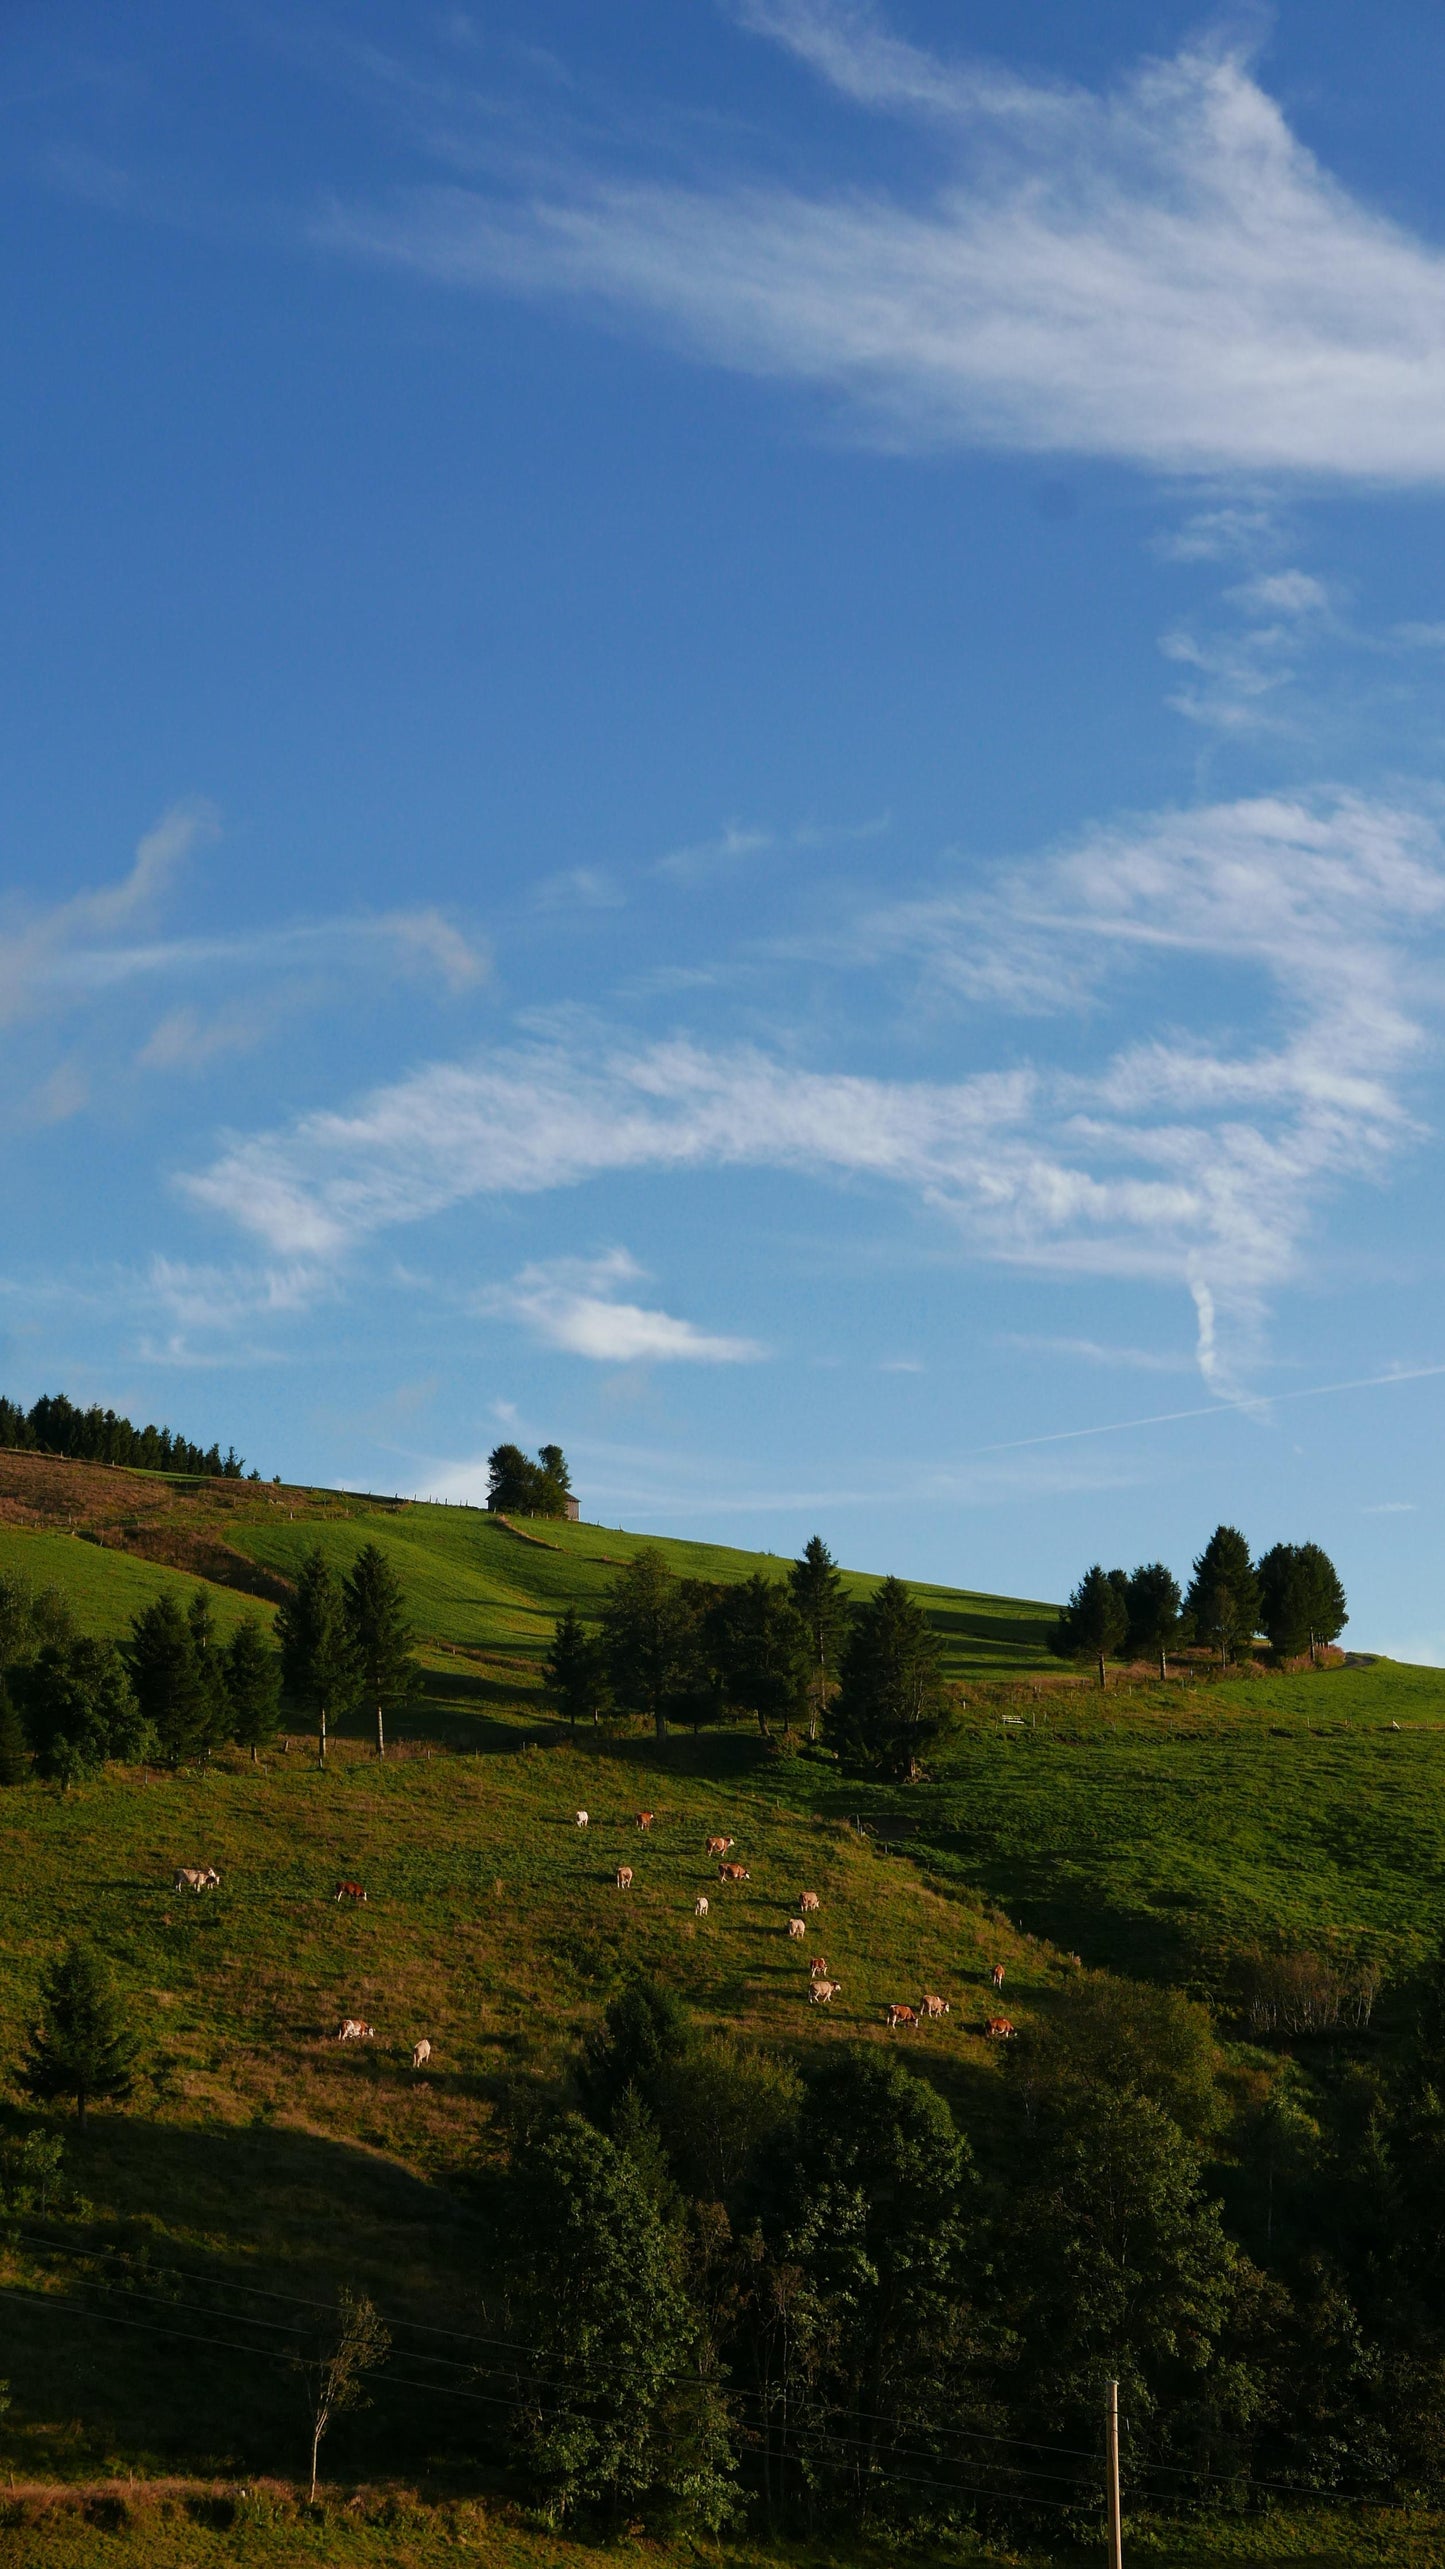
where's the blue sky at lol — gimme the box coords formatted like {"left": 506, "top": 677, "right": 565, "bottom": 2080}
{"left": 8, "top": 1, "right": 1445, "bottom": 1652}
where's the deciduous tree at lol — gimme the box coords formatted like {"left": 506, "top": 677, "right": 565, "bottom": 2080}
{"left": 297, "top": 2287, "right": 391, "bottom": 2503}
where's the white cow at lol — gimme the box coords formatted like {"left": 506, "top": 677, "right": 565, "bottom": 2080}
{"left": 798, "top": 1890, "right": 820, "bottom": 1914}
{"left": 808, "top": 1979, "right": 840, "bottom": 2006}
{"left": 575, "top": 1810, "right": 589, "bottom": 1829}
{"left": 411, "top": 2038, "right": 432, "bottom": 2070}
{"left": 616, "top": 1864, "right": 633, "bottom": 1890}
{"left": 920, "top": 1995, "right": 950, "bottom": 2020}
{"left": 788, "top": 1917, "right": 806, "bottom": 1940}
{"left": 174, "top": 1866, "right": 220, "bottom": 1895}
{"left": 694, "top": 1895, "right": 709, "bottom": 1918}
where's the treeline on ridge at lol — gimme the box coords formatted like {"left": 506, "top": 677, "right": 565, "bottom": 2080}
{"left": 0, "top": 1389, "right": 254, "bottom": 1482}
{"left": 486, "top": 1440, "right": 573, "bottom": 1516}
{"left": 1053, "top": 1522, "right": 1348, "bottom": 1683}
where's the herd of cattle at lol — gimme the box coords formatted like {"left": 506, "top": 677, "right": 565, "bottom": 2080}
{"left": 167, "top": 1806, "right": 1022, "bottom": 2060}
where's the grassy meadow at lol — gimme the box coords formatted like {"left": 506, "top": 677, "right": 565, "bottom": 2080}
{"left": 1, "top": 1450, "right": 1444, "bottom": 2560}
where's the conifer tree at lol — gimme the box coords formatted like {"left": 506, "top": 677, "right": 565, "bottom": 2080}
{"left": 1184, "top": 1526, "right": 1261, "bottom": 1666}
{"left": 546, "top": 1605, "right": 606, "bottom": 1726}
{"left": 128, "top": 1594, "right": 208, "bottom": 1764}
{"left": 341, "top": 1542, "right": 416, "bottom": 1758}
{"left": 275, "top": 1548, "right": 354, "bottom": 1767}
{"left": 788, "top": 1535, "right": 851, "bottom": 1741}
{"left": 20, "top": 1943, "right": 136, "bottom": 2129}
{"left": 1052, "top": 1565, "right": 1129, "bottom": 1687}
{"left": 826, "top": 1577, "right": 948, "bottom": 1777}
{"left": 1125, "top": 1562, "right": 1184, "bottom": 1679}
{"left": 222, "top": 1616, "right": 282, "bottom": 1763}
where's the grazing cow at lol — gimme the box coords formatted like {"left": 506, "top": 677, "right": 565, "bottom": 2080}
{"left": 335, "top": 1881, "right": 368, "bottom": 1905}
{"left": 411, "top": 2038, "right": 432, "bottom": 2071}
{"left": 985, "top": 2017, "right": 1015, "bottom": 2041}
{"left": 808, "top": 1979, "right": 840, "bottom": 2006}
{"left": 694, "top": 1895, "right": 709, "bottom": 1918}
{"left": 798, "top": 1890, "right": 820, "bottom": 1914}
{"left": 336, "top": 2019, "right": 374, "bottom": 2042}
{"left": 920, "top": 1994, "right": 950, "bottom": 2020}
{"left": 885, "top": 2003, "right": 918, "bottom": 2031}
{"left": 705, "top": 1836, "right": 735, "bottom": 1858}
{"left": 173, "top": 1866, "right": 220, "bottom": 1895}
{"left": 616, "top": 1864, "right": 634, "bottom": 1889}
{"left": 636, "top": 1811, "right": 655, "bottom": 1832}
{"left": 718, "top": 1862, "right": 750, "bottom": 1883}
{"left": 990, "top": 1962, "right": 1006, "bottom": 1991}
{"left": 809, "top": 1955, "right": 829, "bottom": 1979}
{"left": 788, "top": 1917, "right": 806, "bottom": 1940}
{"left": 575, "top": 1810, "right": 589, "bottom": 1829}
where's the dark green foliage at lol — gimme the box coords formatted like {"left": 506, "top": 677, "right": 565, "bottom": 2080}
{"left": 1126, "top": 1560, "right": 1184, "bottom": 1674}
{"left": 579, "top": 1978, "right": 694, "bottom": 2132}
{"left": 788, "top": 1535, "right": 851, "bottom": 1739}
{"left": 1259, "top": 1541, "right": 1348, "bottom": 1662}
{"left": 505, "top": 2113, "right": 734, "bottom": 2528}
{"left": 601, "top": 1547, "right": 699, "bottom": 1742}
{"left": 222, "top": 1614, "right": 282, "bottom": 1761}
{"left": 1051, "top": 1562, "right": 1129, "bottom": 1682}
{"left": 127, "top": 1593, "right": 209, "bottom": 1764}
{"left": 274, "top": 1546, "right": 355, "bottom": 1762}
{"left": 20, "top": 1636, "right": 149, "bottom": 1783}
{"left": 486, "top": 1441, "right": 573, "bottom": 1517}
{"left": 1018, "top": 1972, "right": 1223, "bottom": 2143}
{"left": 710, "top": 1574, "right": 808, "bottom": 1736}
{"left": 746, "top": 2048, "right": 979, "bottom": 2516}
{"left": 545, "top": 1604, "right": 608, "bottom": 1725}
{"left": 825, "top": 1575, "right": 948, "bottom": 1777}
{"left": 0, "top": 1389, "right": 245, "bottom": 1477}
{"left": 1185, "top": 1524, "right": 1262, "bottom": 1665}
{"left": 0, "top": 1684, "right": 26, "bottom": 1785}
{"left": 342, "top": 1540, "right": 417, "bottom": 1756}
{"left": 20, "top": 1941, "right": 137, "bottom": 2128}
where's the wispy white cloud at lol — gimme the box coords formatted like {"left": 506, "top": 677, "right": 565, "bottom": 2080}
{"left": 321, "top": 17, "right": 1445, "bottom": 482}
{"left": 0, "top": 802, "right": 218, "bottom": 1030}
{"left": 182, "top": 785, "right": 1445, "bottom": 1389}
{"left": 476, "top": 1247, "right": 766, "bottom": 1364}
{"left": 1000, "top": 1333, "right": 1195, "bottom": 1375}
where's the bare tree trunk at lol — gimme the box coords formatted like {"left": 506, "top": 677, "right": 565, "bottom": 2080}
{"left": 309, "top": 2418, "right": 323, "bottom": 2503}
{"left": 1097, "top": 1651, "right": 1106, "bottom": 1689}
{"left": 375, "top": 1695, "right": 385, "bottom": 1759}
{"left": 318, "top": 1703, "right": 327, "bottom": 1768}
{"left": 1159, "top": 1648, "right": 1168, "bottom": 1681}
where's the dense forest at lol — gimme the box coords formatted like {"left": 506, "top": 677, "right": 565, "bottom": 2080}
{"left": 0, "top": 1391, "right": 250, "bottom": 1481}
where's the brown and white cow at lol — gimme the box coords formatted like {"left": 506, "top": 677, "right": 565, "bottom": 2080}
{"left": 990, "top": 1961, "right": 1006, "bottom": 1991}
{"left": 705, "top": 1836, "right": 735, "bottom": 1858}
{"left": 575, "top": 1810, "right": 589, "bottom": 1828}
{"left": 174, "top": 1865, "right": 220, "bottom": 1895}
{"left": 411, "top": 2038, "right": 432, "bottom": 2070}
{"left": 808, "top": 1979, "right": 840, "bottom": 2005}
{"left": 717, "top": 1862, "right": 749, "bottom": 1883}
{"left": 985, "top": 2017, "right": 1015, "bottom": 2040}
{"left": 694, "top": 1895, "right": 709, "bottom": 1918}
{"left": 920, "top": 1994, "right": 950, "bottom": 2020}
{"left": 787, "top": 1917, "right": 806, "bottom": 1940}
{"left": 336, "top": 2018, "right": 374, "bottom": 2042}
{"left": 636, "top": 1811, "right": 655, "bottom": 1832}
{"left": 335, "top": 1881, "right": 368, "bottom": 1905}
{"left": 616, "top": 1864, "right": 634, "bottom": 1890}
{"left": 885, "top": 2003, "right": 918, "bottom": 2031}
{"left": 798, "top": 1890, "right": 820, "bottom": 1914}
{"left": 809, "top": 1955, "right": 829, "bottom": 1980}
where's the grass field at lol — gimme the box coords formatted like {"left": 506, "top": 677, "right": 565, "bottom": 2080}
{"left": 1, "top": 1450, "right": 1443, "bottom": 2560}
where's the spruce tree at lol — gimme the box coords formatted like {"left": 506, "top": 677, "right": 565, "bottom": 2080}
{"left": 1297, "top": 1542, "right": 1348, "bottom": 1662}
{"left": 546, "top": 1605, "right": 606, "bottom": 1726}
{"left": 128, "top": 1594, "right": 208, "bottom": 1764}
{"left": 275, "top": 1548, "right": 354, "bottom": 1766}
{"left": 601, "top": 1549, "right": 698, "bottom": 1743}
{"left": 186, "top": 1587, "right": 230, "bottom": 1759}
{"left": 1052, "top": 1564, "right": 1129, "bottom": 1687}
{"left": 826, "top": 1576, "right": 948, "bottom": 1777}
{"left": 1257, "top": 1543, "right": 1310, "bottom": 1660}
{"left": 341, "top": 1542, "right": 416, "bottom": 1758}
{"left": 1125, "top": 1562, "right": 1184, "bottom": 1679}
{"left": 788, "top": 1536, "right": 851, "bottom": 1741}
{"left": 23, "top": 1638, "right": 147, "bottom": 1784}
{"left": 222, "top": 1616, "right": 282, "bottom": 1763}
{"left": 20, "top": 1943, "right": 136, "bottom": 2129}
{"left": 1184, "top": 1526, "right": 1261, "bottom": 1666}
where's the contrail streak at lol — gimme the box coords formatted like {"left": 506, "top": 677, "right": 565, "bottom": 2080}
{"left": 972, "top": 1361, "right": 1445, "bottom": 1457}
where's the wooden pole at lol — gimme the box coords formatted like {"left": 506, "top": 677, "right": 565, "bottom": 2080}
{"left": 1106, "top": 2378, "right": 1123, "bottom": 2569}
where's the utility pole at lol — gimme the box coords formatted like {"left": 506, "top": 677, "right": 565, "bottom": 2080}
{"left": 1106, "top": 2378, "right": 1123, "bottom": 2569}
